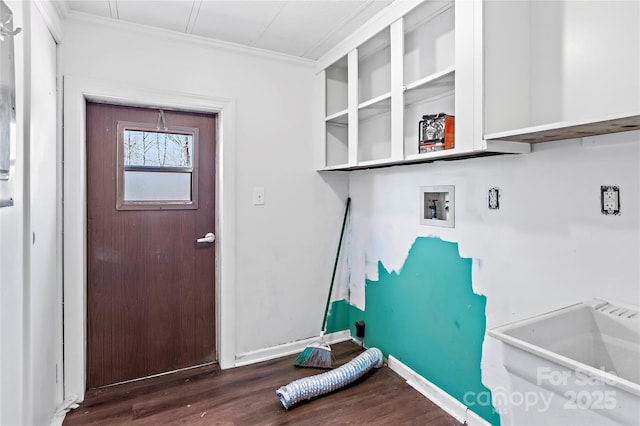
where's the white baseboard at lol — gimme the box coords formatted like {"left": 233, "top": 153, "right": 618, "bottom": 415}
{"left": 387, "top": 355, "right": 491, "bottom": 426}
{"left": 234, "top": 330, "right": 352, "bottom": 367}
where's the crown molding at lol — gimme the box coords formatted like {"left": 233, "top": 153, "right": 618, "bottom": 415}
{"left": 51, "top": 0, "right": 70, "bottom": 18}
{"left": 66, "top": 10, "right": 316, "bottom": 67}
{"left": 34, "top": 0, "right": 66, "bottom": 42}
{"left": 316, "top": 0, "right": 422, "bottom": 73}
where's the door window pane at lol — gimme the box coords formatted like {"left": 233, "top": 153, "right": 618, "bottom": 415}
{"left": 117, "top": 122, "right": 199, "bottom": 210}
{"left": 123, "top": 130, "right": 193, "bottom": 168}
{"left": 124, "top": 171, "right": 191, "bottom": 201}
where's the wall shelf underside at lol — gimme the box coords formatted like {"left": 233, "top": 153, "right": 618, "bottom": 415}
{"left": 485, "top": 113, "right": 640, "bottom": 143}
{"left": 322, "top": 112, "right": 640, "bottom": 171}
{"left": 319, "top": 141, "right": 529, "bottom": 172}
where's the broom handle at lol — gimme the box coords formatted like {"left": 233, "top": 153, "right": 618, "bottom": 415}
{"left": 321, "top": 197, "right": 351, "bottom": 333}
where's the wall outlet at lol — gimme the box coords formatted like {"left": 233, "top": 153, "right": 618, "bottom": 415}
{"left": 488, "top": 187, "right": 500, "bottom": 210}
{"left": 600, "top": 186, "right": 620, "bottom": 215}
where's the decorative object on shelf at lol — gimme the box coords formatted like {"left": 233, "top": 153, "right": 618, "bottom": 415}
{"left": 419, "top": 113, "right": 454, "bottom": 153}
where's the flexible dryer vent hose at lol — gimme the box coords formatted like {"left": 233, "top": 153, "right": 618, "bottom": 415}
{"left": 276, "top": 347, "right": 384, "bottom": 409}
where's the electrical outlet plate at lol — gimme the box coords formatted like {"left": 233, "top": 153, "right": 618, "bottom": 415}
{"left": 420, "top": 185, "right": 455, "bottom": 228}
{"left": 488, "top": 187, "right": 500, "bottom": 210}
{"left": 601, "top": 185, "right": 620, "bottom": 215}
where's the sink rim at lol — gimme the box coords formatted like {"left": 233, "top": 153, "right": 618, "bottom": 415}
{"left": 489, "top": 299, "right": 640, "bottom": 397}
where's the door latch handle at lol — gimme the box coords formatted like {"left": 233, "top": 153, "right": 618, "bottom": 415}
{"left": 196, "top": 232, "right": 215, "bottom": 244}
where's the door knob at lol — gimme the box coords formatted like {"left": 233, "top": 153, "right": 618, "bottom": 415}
{"left": 195, "top": 232, "right": 215, "bottom": 244}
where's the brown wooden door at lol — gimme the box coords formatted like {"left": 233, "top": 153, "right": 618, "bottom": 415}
{"left": 86, "top": 102, "right": 216, "bottom": 389}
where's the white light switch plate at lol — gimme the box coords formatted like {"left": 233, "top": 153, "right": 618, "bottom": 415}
{"left": 253, "top": 187, "right": 265, "bottom": 205}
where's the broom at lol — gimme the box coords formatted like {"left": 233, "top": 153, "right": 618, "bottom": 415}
{"left": 294, "top": 197, "right": 351, "bottom": 368}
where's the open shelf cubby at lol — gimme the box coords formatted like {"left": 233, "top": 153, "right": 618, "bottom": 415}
{"left": 359, "top": 97, "right": 391, "bottom": 163}
{"left": 325, "top": 56, "right": 348, "bottom": 118}
{"left": 357, "top": 27, "right": 392, "bottom": 164}
{"left": 325, "top": 54, "right": 349, "bottom": 167}
{"left": 358, "top": 28, "right": 391, "bottom": 105}
{"left": 326, "top": 122, "right": 348, "bottom": 168}
{"left": 404, "top": 1, "right": 454, "bottom": 88}
{"left": 404, "top": 91, "right": 455, "bottom": 157}
{"left": 402, "top": 0, "right": 456, "bottom": 159}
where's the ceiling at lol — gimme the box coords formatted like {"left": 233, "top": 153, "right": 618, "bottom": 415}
{"left": 60, "top": 0, "right": 394, "bottom": 60}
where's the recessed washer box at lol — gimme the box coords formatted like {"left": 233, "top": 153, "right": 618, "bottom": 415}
{"left": 420, "top": 185, "right": 454, "bottom": 228}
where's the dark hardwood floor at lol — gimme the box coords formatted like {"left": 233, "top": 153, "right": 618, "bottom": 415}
{"left": 64, "top": 341, "right": 460, "bottom": 425}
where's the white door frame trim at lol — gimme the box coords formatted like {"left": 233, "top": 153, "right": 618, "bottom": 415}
{"left": 62, "top": 76, "right": 236, "bottom": 402}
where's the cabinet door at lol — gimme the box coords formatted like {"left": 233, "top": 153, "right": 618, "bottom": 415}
{"left": 483, "top": 0, "right": 640, "bottom": 143}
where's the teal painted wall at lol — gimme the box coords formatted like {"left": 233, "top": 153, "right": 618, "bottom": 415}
{"left": 325, "top": 299, "right": 352, "bottom": 334}
{"left": 326, "top": 237, "right": 499, "bottom": 424}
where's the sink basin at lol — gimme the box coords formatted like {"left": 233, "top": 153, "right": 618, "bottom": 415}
{"left": 489, "top": 298, "right": 640, "bottom": 425}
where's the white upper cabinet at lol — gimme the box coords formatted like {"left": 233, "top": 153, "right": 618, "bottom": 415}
{"left": 483, "top": 0, "right": 640, "bottom": 143}
{"left": 317, "top": 0, "right": 531, "bottom": 171}
{"left": 317, "top": 0, "right": 640, "bottom": 171}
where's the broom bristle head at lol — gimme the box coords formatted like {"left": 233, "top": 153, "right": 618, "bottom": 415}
{"left": 294, "top": 345, "right": 333, "bottom": 368}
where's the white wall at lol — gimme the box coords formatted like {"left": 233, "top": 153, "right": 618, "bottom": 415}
{"left": 348, "top": 132, "right": 639, "bottom": 423}
{"left": 28, "top": 3, "right": 62, "bottom": 425}
{"left": 60, "top": 15, "right": 348, "bottom": 368}
{"left": 0, "top": 1, "right": 62, "bottom": 425}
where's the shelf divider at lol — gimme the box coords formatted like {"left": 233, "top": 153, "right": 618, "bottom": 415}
{"left": 347, "top": 49, "right": 359, "bottom": 166}
{"left": 390, "top": 18, "right": 405, "bottom": 161}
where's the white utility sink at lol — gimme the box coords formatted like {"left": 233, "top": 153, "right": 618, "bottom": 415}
{"left": 490, "top": 299, "right": 640, "bottom": 425}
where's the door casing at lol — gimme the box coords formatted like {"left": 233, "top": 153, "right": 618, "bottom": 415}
{"left": 62, "top": 77, "right": 237, "bottom": 402}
